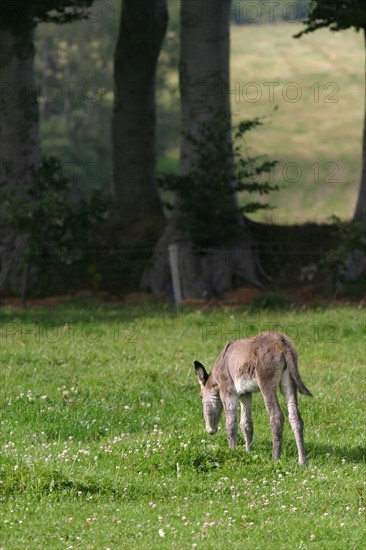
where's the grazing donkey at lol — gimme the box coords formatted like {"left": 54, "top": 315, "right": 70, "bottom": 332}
{"left": 194, "top": 332, "right": 312, "bottom": 466}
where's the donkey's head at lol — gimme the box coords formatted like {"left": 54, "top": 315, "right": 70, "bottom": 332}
{"left": 194, "top": 360, "right": 223, "bottom": 435}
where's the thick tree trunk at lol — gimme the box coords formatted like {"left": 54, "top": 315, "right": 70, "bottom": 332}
{"left": 179, "top": 0, "right": 231, "bottom": 176}
{"left": 339, "top": 28, "right": 366, "bottom": 286}
{"left": 142, "top": 0, "right": 269, "bottom": 298}
{"left": 0, "top": 29, "right": 40, "bottom": 294}
{"left": 111, "top": 0, "right": 168, "bottom": 231}
{"left": 353, "top": 29, "right": 366, "bottom": 224}
{"left": 353, "top": 111, "right": 366, "bottom": 222}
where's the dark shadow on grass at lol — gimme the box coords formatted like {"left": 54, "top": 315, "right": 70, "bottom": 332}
{"left": 224, "top": 437, "right": 365, "bottom": 465}
{"left": 306, "top": 441, "right": 366, "bottom": 463}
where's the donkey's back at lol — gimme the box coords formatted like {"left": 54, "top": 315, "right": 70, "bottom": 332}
{"left": 214, "top": 332, "right": 312, "bottom": 398}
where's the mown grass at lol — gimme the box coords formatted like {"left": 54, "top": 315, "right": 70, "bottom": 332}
{"left": 0, "top": 302, "right": 365, "bottom": 549}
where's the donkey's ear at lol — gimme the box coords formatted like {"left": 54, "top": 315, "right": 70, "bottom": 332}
{"left": 194, "top": 360, "right": 208, "bottom": 386}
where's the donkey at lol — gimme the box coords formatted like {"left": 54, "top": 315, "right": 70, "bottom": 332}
{"left": 194, "top": 332, "right": 312, "bottom": 466}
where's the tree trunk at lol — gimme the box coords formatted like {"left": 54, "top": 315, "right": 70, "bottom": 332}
{"left": 179, "top": 0, "right": 231, "bottom": 176}
{"left": 353, "top": 109, "right": 366, "bottom": 223}
{"left": 0, "top": 28, "right": 40, "bottom": 295}
{"left": 339, "top": 28, "right": 366, "bottom": 286}
{"left": 353, "top": 29, "right": 366, "bottom": 224}
{"left": 142, "top": 0, "right": 269, "bottom": 298}
{"left": 111, "top": 0, "right": 168, "bottom": 232}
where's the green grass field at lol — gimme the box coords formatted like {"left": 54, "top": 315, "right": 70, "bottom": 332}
{"left": 0, "top": 302, "right": 365, "bottom": 548}
{"left": 158, "top": 22, "right": 364, "bottom": 224}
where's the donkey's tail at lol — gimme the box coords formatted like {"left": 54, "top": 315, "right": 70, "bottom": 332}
{"left": 284, "top": 347, "right": 313, "bottom": 397}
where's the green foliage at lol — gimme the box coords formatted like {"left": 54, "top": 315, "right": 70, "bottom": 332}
{"left": 0, "top": 155, "right": 108, "bottom": 269}
{"left": 295, "top": 0, "right": 366, "bottom": 36}
{"left": 1, "top": 1, "right": 94, "bottom": 32}
{"left": 299, "top": 217, "right": 366, "bottom": 288}
{"left": 35, "top": 14, "right": 117, "bottom": 195}
{"left": 321, "top": 217, "right": 366, "bottom": 282}
{"left": 0, "top": 304, "right": 364, "bottom": 547}
{"left": 158, "top": 109, "right": 278, "bottom": 248}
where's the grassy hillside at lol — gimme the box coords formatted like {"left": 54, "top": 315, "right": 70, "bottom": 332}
{"left": 159, "top": 22, "right": 364, "bottom": 224}
{"left": 231, "top": 23, "right": 364, "bottom": 223}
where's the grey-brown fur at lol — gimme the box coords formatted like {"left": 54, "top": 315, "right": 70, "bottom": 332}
{"left": 194, "top": 332, "right": 312, "bottom": 466}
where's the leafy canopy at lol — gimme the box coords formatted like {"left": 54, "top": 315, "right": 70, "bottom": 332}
{"left": 295, "top": 0, "right": 366, "bottom": 37}
{"left": 1, "top": 1, "right": 94, "bottom": 32}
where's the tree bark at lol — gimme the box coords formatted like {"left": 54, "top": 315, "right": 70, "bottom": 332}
{"left": 142, "top": 0, "right": 269, "bottom": 298}
{"left": 0, "top": 28, "right": 40, "bottom": 294}
{"left": 353, "top": 109, "right": 366, "bottom": 223}
{"left": 111, "top": 0, "right": 168, "bottom": 231}
{"left": 353, "top": 28, "right": 366, "bottom": 224}
{"left": 179, "top": 0, "right": 232, "bottom": 176}
{"left": 339, "top": 28, "right": 366, "bottom": 286}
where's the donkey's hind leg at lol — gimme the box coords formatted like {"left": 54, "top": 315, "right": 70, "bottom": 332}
{"left": 259, "top": 386, "right": 284, "bottom": 461}
{"left": 280, "top": 368, "right": 306, "bottom": 466}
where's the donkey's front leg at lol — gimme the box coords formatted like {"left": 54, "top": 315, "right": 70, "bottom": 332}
{"left": 223, "top": 393, "right": 238, "bottom": 449}
{"left": 240, "top": 393, "right": 253, "bottom": 452}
